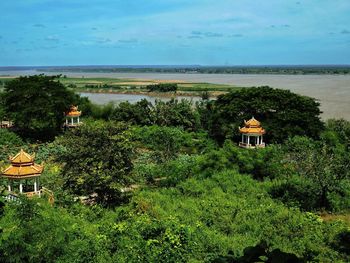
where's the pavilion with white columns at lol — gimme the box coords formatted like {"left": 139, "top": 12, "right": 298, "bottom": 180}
{"left": 2, "top": 149, "right": 43, "bottom": 197}
{"left": 239, "top": 117, "right": 266, "bottom": 149}
{"left": 64, "top": 105, "right": 82, "bottom": 128}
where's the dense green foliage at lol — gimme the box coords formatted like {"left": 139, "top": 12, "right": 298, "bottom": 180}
{"left": 0, "top": 171, "right": 349, "bottom": 262}
{"left": 92, "top": 98, "right": 201, "bottom": 131}
{"left": 0, "top": 129, "right": 23, "bottom": 148}
{"left": 0, "top": 75, "right": 349, "bottom": 262}
{"left": 0, "top": 129, "right": 24, "bottom": 161}
{"left": 269, "top": 134, "right": 350, "bottom": 212}
{"left": 2, "top": 75, "right": 77, "bottom": 140}
{"left": 81, "top": 86, "right": 323, "bottom": 144}
{"left": 207, "top": 86, "right": 323, "bottom": 143}
{"left": 55, "top": 121, "right": 134, "bottom": 206}
{"left": 152, "top": 99, "right": 200, "bottom": 131}
{"left": 147, "top": 83, "right": 178, "bottom": 92}
{"left": 112, "top": 99, "right": 153, "bottom": 125}
{"left": 325, "top": 118, "right": 350, "bottom": 150}
{"left": 0, "top": 93, "right": 5, "bottom": 121}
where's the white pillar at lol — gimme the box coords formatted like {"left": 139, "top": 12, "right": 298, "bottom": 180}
{"left": 247, "top": 135, "right": 250, "bottom": 145}
{"left": 71, "top": 117, "right": 74, "bottom": 125}
{"left": 77, "top": 116, "right": 80, "bottom": 124}
{"left": 19, "top": 182, "right": 23, "bottom": 193}
{"left": 257, "top": 136, "right": 260, "bottom": 145}
{"left": 34, "top": 179, "right": 37, "bottom": 192}
{"left": 66, "top": 118, "right": 68, "bottom": 125}
{"left": 8, "top": 183, "right": 11, "bottom": 192}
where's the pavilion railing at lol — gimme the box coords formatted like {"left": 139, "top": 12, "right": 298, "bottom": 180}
{"left": 3, "top": 187, "right": 54, "bottom": 205}
{"left": 239, "top": 142, "right": 266, "bottom": 148}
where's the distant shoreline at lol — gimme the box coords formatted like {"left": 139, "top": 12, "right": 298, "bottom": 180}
{"left": 1, "top": 65, "right": 350, "bottom": 75}
{"left": 77, "top": 89, "right": 220, "bottom": 98}
{"left": 1, "top": 72, "right": 350, "bottom": 120}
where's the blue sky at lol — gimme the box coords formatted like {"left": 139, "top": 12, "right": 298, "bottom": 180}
{"left": 0, "top": 0, "right": 349, "bottom": 66}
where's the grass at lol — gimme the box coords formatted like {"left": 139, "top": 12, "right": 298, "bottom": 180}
{"left": 60, "top": 78, "right": 239, "bottom": 95}
{"left": 0, "top": 76, "right": 243, "bottom": 96}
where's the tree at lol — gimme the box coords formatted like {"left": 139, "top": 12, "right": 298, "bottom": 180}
{"left": 3, "top": 75, "right": 77, "bottom": 140}
{"left": 0, "top": 92, "right": 5, "bottom": 120}
{"left": 152, "top": 99, "right": 200, "bottom": 131}
{"left": 323, "top": 119, "right": 350, "bottom": 150}
{"left": 278, "top": 136, "right": 350, "bottom": 211}
{"left": 0, "top": 129, "right": 24, "bottom": 160}
{"left": 207, "top": 86, "right": 324, "bottom": 143}
{"left": 134, "top": 125, "right": 187, "bottom": 162}
{"left": 112, "top": 99, "right": 154, "bottom": 125}
{"left": 147, "top": 83, "right": 178, "bottom": 92}
{"left": 56, "top": 121, "right": 134, "bottom": 206}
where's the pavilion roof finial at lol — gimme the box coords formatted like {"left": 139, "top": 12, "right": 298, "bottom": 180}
{"left": 65, "top": 105, "right": 82, "bottom": 117}
{"left": 2, "top": 149, "right": 43, "bottom": 178}
{"left": 239, "top": 117, "right": 265, "bottom": 134}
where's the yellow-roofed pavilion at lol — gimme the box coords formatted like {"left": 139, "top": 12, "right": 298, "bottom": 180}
{"left": 64, "top": 105, "right": 82, "bottom": 128}
{"left": 239, "top": 117, "right": 266, "bottom": 149}
{"left": 2, "top": 149, "right": 43, "bottom": 197}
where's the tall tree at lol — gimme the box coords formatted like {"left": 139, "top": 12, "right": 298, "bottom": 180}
{"left": 207, "top": 86, "right": 324, "bottom": 143}
{"left": 112, "top": 99, "right": 154, "bottom": 125}
{"left": 3, "top": 75, "right": 76, "bottom": 140}
{"left": 152, "top": 99, "right": 200, "bottom": 131}
{"left": 56, "top": 121, "right": 134, "bottom": 206}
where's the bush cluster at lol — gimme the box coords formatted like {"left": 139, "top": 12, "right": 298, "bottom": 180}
{"left": 147, "top": 83, "right": 178, "bottom": 92}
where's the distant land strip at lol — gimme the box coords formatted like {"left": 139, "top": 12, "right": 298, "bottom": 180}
{"left": 1, "top": 65, "right": 350, "bottom": 75}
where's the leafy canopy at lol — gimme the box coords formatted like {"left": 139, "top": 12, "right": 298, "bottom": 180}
{"left": 208, "top": 86, "right": 323, "bottom": 143}
{"left": 3, "top": 75, "right": 77, "bottom": 140}
{"left": 56, "top": 121, "right": 134, "bottom": 206}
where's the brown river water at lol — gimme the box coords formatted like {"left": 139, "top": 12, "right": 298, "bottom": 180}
{"left": 2, "top": 70, "right": 349, "bottom": 120}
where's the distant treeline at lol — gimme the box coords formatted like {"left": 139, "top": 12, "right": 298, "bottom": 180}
{"left": 147, "top": 83, "right": 177, "bottom": 92}
{"left": 40, "top": 65, "right": 350, "bottom": 75}
{"left": 71, "top": 83, "right": 178, "bottom": 92}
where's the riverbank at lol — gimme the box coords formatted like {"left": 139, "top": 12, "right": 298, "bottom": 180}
{"left": 1, "top": 72, "right": 349, "bottom": 120}
{"left": 79, "top": 91, "right": 205, "bottom": 105}
{"left": 77, "top": 88, "right": 224, "bottom": 98}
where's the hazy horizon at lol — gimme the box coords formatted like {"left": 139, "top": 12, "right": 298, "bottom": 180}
{"left": 1, "top": 64, "right": 350, "bottom": 69}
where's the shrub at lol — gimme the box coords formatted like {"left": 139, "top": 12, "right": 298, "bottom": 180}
{"left": 331, "top": 230, "right": 350, "bottom": 256}
{"left": 0, "top": 129, "right": 23, "bottom": 147}
{"left": 268, "top": 176, "right": 321, "bottom": 211}
{"left": 0, "top": 129, "right": 25, "bottom": 160}
{"left": 134, "top": 126, "right": 189, "bottom": 162}
{"left": 147, "top": 83, "right": 178, "bottom": 92}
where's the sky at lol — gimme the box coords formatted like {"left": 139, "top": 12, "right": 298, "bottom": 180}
{"left": 0, "top": 0, "right": 349, "bottom": 66}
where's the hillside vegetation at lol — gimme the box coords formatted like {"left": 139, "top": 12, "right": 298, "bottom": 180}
{"left": 0, "top": 75, "right": 349, "bottom": 262}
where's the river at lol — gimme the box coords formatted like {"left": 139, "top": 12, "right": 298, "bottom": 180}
{"left": 1, "top": 70, "right": 349, "bottom": 120}
{"left": 79, "top": 92, "right": 202, "bottom": 105}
